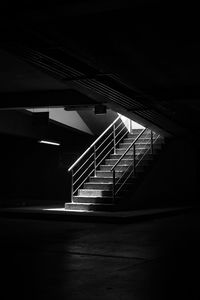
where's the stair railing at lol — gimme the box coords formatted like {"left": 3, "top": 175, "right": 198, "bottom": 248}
{"left": 68, "top": 116, "right": 129, "bottom": 202}
{"left": 111, "top": 129, "right": 161, "bottom": 203}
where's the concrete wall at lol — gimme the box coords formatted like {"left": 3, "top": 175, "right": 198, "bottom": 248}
{"left": 0, "top": 110, "right": 94, "bottom": 207}
{"left": 28, "top": 108, "right": 93, "bottom": 135}
{"left": 78, "top": 109, "right": 118, "bottom": 136}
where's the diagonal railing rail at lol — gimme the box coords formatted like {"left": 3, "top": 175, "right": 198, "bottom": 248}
{"left": 68, "top": 116, "right": 129, "bottom": 202}
{"left": 111, "top": 129, "right": 161, "bottom": 202}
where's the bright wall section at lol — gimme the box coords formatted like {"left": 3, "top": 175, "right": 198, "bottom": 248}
{"left": 27, "top": 108, "right": 93, "bottom": 135}
{"left": 118, "top": 114, "right": 144, "bottom": 131}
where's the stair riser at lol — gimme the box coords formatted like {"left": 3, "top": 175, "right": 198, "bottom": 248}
{"left": 96, "top": 171, "right": 122, "bottom": 177}
{"left": 73, "top": 196, "right": 113, "bottom": 204}
{"left": 105, "top": 156, "right": 153, "bottom": 165}
{"left": 89, "top": 176, "right": 136, "bottom": 183}
{"left": 118, "top": 142, "right": 163, "bottom": 149}
{"left": 96, "top": 167, "right": 145, "bottom": 178}
{"left": 115, "top": 148, "right": 160, "bottom": 155}
{"left": 128, "top": 129, "right": 144, "bottom": 134}
{"left": 84, "top": 183, "right": 113, "bottom": 190}
{"left": 89, "top": 177, "right": 113, "bottom": 183}
{"left": 117, "top": 144, "right": 162, "bottom": 150}
{"left": 78, "top": 189, "right": 112, "bottom": 196}
{"left": 116, "top": 149, "right": 147, "bottom": 155}
{"left": 123, "top": 137, "right": 163, "bottom": 143}
{"left": 100, "top": 165, "right": 129, "bottom": 171}
{"left": 65, "top": 203, "right": 115, "bottom": 211}
{"left": 99, "top": 163, "right": 149, "bottom": 171}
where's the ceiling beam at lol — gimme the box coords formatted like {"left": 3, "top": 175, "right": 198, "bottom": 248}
{"left": 0, "top": 90, "right": 98, "bottom": 109}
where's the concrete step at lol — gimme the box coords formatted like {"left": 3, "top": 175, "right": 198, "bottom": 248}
{"left": 73, "top": 196, "right": 114, "bottom": 204}
{"left": 65, "top": 202, "right": 116, "bottom": 211}
{"left": 105, "top": 155, "right": 153, "bottom": 165}
{"left": 115, "top": 147, "right": 160, "bottom": 155}
{"left": 99, "top": 163, "right": 149, "bottom": 172}
{"left": 123, "top": 137, "right": 160, "bottom": 143}
{"left": 100, "top": 165, "right": 129, "bottom": 171}
{"left": 96, "top": 170, "right": 123, "bottom": 177}
{"left": 89, "top": 177, "right": 114, "bottom": 183}
{"left": 118, "top": 142, "right": 151, "bottom": 148}
{"left": 96, "top": 166, "right": 145, "bottom": 178}
{"left": 116, "top": 148, "right": 147, "bottom": 155}
{"left": 118, "top": 143, "right": 162, "bottom": 150}
{"left": 127, "top": 131, "right": 151, "bottom": 138}
{"left": 89, "top": 175, "right": 137, "bottom": 183}
{"left": 128, "top": 129, "right": 144, "bottom": 135}
{"left": 110, "top": 153, "right": 134, "bottom": 159}
{"left": 78, "top": 189, "right": 112, "bottom": 196}
{"left": 105, "top": 158, "right": 134, "bottom": 165}
{"left": 83, "top": 182, "right": 113, "bottom": 190}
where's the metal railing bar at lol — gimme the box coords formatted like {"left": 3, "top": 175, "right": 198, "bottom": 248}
{"left": 73, "top": 152, "right": 94, "bottom": 177}
{"left": 73, "top": 167, "right": 97, "bottom": 195}
{"left": 116, "top": 134, "right": 158, "bottom": 175}
{"left": 96, "top": 146, "right": 115, "bottom": 170}
{"left": 96, "top": 139, "right": 114, "bottom": 161}
{"left": 115, "top": 126, "right": 128, "bottom": 139}
{"left": 135, "top": 134, "right": 160, "bottom": 167}
{"left": 68, "top": 116, "right": 120, "bottom": 171}
{"left": 73, "top": 160, "right": 94, "bottom": 186}
{"left": 115, "top": 120, "right": 124, "bottom": 131}
{"left": 95, "top": 120, "right": 124, "bottom": 152}
{"left": 113, "top": 135, "right": 151, "bottom": 175}
{"left": 115, "top": 134, "right": 161, "bottom": 195}
{"left": 111, "top": 128, "right": 146, "bottom": 171}
{"left": 115, "top": 128, "right": 129, "bottom": 145}
{"left": 95, "top": 131, "right": 113, "bottom": 152}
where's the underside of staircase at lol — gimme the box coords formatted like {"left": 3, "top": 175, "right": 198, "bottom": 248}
{"left": 65, "top": 125, "right": 165, "bottom": 212}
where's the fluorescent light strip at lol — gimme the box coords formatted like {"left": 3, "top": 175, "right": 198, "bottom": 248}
{"left": 39, "top": 140, "right": 60, "bottom": 146}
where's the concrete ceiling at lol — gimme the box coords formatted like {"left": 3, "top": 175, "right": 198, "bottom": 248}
{"left": 0, "top": 1, "right": 200, "bottom": 135}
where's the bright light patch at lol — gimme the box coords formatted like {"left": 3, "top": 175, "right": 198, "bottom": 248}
{"left": 38, "top": 140, "right": 60, "bottom": 146}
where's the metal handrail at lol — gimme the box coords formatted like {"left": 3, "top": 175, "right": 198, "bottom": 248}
{"left": 111, "top": 128, "right": 159, "bottom": 203}
{"left": 111, "top": 128, "right": 146, "bottom": 172}
{"left": 115, "top": 133, "right": 160, "bottom": 195}
{"left": 68, "top": 115, "right": 120, "bottom": 172}
{"left": 68, "top": 115, "right": 129, "bottom": 202}
{"left": 112, "top": 131, "right": 162, "bottom": 202}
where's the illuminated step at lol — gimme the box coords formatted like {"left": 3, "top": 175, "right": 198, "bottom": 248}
{"left": 73, "top": 196, "right": 114, "bottom": 204}
{"left": 78, "top": 189, "right": 112, "bottom": 196}
{"left": 100, "top": 165, "right": 130, "bottom": 171}
{"left": 65, "top": 202, "right": 116, "bottom": 211}
{"left": 96, "top": 170, "right": 123, "bottom": 177}
{"left": 105, "top": 156, "right": 153, "bottom": 165}
{"left": 83, "top": 183, "right": 113, "bottom": 190}
{"left": 89, "top": 176, "right": 136, "bottom": 183}
{"left": 89, "top": 177, "right": 114, "bottom": 183}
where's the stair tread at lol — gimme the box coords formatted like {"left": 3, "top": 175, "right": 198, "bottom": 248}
{"left": 74, "top": 195, "right": 113, "bottom": 198}
{"left": 66, "top": 202, "right": 114, "bottom": 206}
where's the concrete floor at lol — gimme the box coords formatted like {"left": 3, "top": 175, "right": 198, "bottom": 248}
{"left": 0, "top": 209, "right": 200, "bottom": 300}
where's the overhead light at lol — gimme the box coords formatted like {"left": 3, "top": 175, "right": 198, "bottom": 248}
{"left": 38, "top": 140, "right": 60, "bottom": 146}
{"left": 94, "top": 104, "right": 107, "bottom": 115}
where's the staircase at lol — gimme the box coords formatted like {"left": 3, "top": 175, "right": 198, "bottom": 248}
{"left": 65, "top": 116, "right": 165, "bottom": 212}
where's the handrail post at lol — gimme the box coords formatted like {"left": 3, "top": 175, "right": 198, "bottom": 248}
{"left": 133, "top": 144, "right": 136, "bottom": 175}
{"left": 71, "top": 170, "right": 74, "bottom": 203}
{"left": 112, "top": 169, "right": 116, "bottom": 203}
{"left": 94, "top": 145, "right": 97, "bottom": 177}
{"left": 151, "top": 130, "right": 153, "bottom": 155}
{"left": 129, "top": 119, "right": 132, "bottom": 133}
{"left": 113, "top": 124, "right": 116, "bottom": 154}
